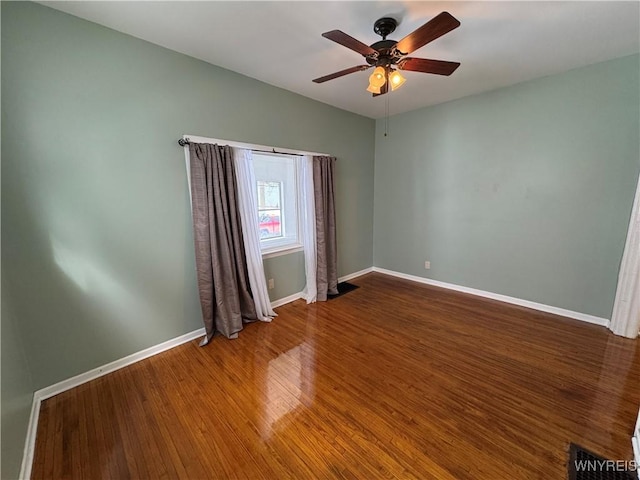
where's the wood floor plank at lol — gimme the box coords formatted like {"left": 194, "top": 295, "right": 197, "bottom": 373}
{"left": 30, "top": 273, "right": 640, "bottom": 479}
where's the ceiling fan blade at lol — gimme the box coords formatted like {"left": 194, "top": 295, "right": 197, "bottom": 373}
{"left": 322, "top": 30, "right": 378, "bottom": 57}
{"left": 313, "top": 65, "right": 372, "bottom": 83}
{"left": 399, "top": 57, "right": 460, "bottom": 76}
{"left": 372, "top": 81, "right": 389, "bottom": 97}
{"left": 395, "top": 12, "right": 460, "bottom": 55}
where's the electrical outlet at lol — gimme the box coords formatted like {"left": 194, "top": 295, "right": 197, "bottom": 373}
{"left": 424, "top": 261, "right": 431, "bottom": 270}
{"left": 268, "top": 278, "right": 275, "bottom": 289}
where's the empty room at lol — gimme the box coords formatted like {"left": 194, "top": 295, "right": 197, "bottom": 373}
{"left": 2, "top": 1, "right": 639, "bottom": 479}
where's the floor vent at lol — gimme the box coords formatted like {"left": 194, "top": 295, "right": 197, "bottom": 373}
{"left": 568, "top": 443, "right": 636, "bottom": 480}
{"left": 327, "top": 282, "right": 359, "bottom": 300}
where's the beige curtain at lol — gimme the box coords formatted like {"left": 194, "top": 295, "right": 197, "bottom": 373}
{"left": 189, "top": 143, "right": 257, "bottom": 344}
{"left": 313, "top": 156, "right": 338, "bottom": 301}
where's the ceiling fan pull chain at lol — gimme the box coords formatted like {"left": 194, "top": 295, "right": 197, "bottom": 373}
{"left": 384, "top": 92, "right": 390, "bottom": 137}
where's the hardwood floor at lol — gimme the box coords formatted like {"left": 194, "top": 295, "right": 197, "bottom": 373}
{"left": 31, "top": 273, "right": 639, "bottom": 479}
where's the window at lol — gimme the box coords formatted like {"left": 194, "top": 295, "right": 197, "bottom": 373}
{"left": 257, "top": 181, "right": 283, "bottom": 240}
{"left": 253, "top": 153, "right": 301, "bottom": 255}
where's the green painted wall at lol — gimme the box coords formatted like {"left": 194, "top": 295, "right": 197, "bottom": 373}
{"left": 1, "top": 285, "right": 34, "bottom": 480}
{"left": 0, "top": 6, "right": 34, "bottom": 479}
{"left": 374, "top": 54, "right": 640, "bottom": 319}
{"left": 1, "top": 0, "right": 375, "bottom": 398}
{"left": 264, "top": 251, "right": 306, "bottom": 302}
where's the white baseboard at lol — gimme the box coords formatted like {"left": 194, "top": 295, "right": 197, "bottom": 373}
{"left": 269, "top": 267, "right": 374, "bottom": 309}
{"left": 339, "top": 267, "right": 373, "bottom": 283}
{"left": 271, "top": 292, "right": 304, "bottom": 308}
{"left": 18, "top": 393, "right": 40, "bottom": 480}
{"left": 32, "top": 266, "right": 373, "bottom": 400}
{"left": 372, "top": 267, "right": 610, "bottom": 327}
{"left": 18, "top": 266, "right": 375, "bottom": 479}
{"left": 35, "top": 328, "right": 206, "bottom": 401}
{"left": 20, "top": 327, "right": 205, "bottom": 479}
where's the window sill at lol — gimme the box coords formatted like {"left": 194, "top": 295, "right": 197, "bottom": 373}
{"left": 261, "top": 244, "right": 303, "bottom": 259}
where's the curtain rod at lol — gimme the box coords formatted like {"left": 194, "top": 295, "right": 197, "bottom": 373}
{"left": 178, "top": 136, "right": 330, "bottom": 157}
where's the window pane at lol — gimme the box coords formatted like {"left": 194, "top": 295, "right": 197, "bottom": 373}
{"left": 258, "top": 209, "right": 282, "bottom": 239}
{"left": 257, "top": 181, "right": 282, "bottom": 239}
{"left": 253, "top": 153, "right": 299, "bottom": 252}
{"left": 257, "top": 181, "right": 281, "bottom": 209}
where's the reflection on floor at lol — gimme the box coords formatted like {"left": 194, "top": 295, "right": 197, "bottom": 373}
{"left": 31, "top": 272, "right": 640, "bottom": 479}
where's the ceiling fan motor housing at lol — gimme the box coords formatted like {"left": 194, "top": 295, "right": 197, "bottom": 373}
{"left": 367, "top": 39, "right": 402, "bottom": 67}
{"left": 373, "top": 17, "right": 398, "bottom": 39}
{"left": 368, "top": 18, "right": 403, "bottom": 67}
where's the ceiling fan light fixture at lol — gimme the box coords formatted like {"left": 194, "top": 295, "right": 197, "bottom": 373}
{"left": 372, "top": 66, "right": 386, "bottom": 78}
{"left": 389, "top": 70, "right": 406, "bottom": 91}
{"left": 369, "top": 66, "right": 386, "bottom": 87}
{"left": 366, "top": 83, "right": 381, "bottom": 94}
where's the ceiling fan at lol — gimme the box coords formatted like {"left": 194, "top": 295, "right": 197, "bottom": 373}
{"left": 313, "top": 12, "right": 461, "bottom": 96}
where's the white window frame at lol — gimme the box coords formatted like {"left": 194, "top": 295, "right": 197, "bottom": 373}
{"left": 254, "top": 152, "right": 303, "bottom": 258}
{"left": 257, "top": 179, "right": 285, "bottom": 240}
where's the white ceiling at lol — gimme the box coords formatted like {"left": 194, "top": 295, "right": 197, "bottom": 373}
{"left": 42, "top": 1, "right": 640, "bottom": 119}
